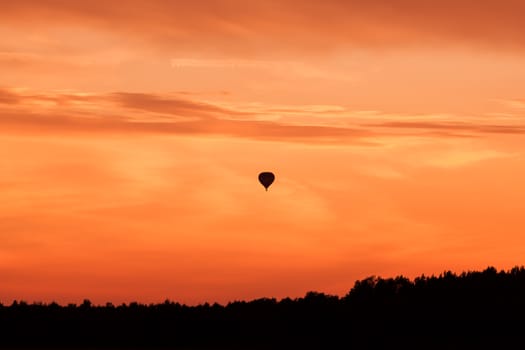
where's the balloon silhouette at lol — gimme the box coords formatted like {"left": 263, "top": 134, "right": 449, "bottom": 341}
{"left": 258, "top": 172, "right": 275, "bottom": 191}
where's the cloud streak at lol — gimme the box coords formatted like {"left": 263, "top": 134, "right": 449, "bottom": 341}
{"left": 0, "top": 89, "right": 372, "bottom": 144}
{"left": 112, "top": 92, "right": 252, "bottom": 119}
{"left": 2, "top": 89, "right": 525, "bottom": 145}
{"left": 2, "top": 0, "right": 525, "bottom": 56}
{"left": 0, "top": 88, "right": 21, "bottom": 104}
{"left": 369, "top": 121, "right": 525, "bottom": 135}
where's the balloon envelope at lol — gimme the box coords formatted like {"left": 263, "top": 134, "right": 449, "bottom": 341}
{"left": 258, "top": 172, "right": 275, "bottom": 191}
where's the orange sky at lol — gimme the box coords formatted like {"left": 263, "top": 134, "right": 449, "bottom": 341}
{"left": 1, "top": 0, "right": 525, "bottom": 305}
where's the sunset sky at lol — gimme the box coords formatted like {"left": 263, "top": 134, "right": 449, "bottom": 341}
{"left": 1, "top": 0, "right": 525, "bottom": 305}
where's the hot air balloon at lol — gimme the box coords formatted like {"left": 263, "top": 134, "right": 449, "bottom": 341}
{"left": 258, "top": 172, "right": 275, "bottom": 191}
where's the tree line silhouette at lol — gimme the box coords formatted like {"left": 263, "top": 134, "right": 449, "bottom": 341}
{"left": 2, "top": 266, "right": 525, "bottom": 349}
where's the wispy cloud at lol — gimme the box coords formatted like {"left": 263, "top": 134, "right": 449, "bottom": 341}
{"left": 2, "top": 89, "right": 525, "bottom": 144}
{"left": 112, "top": 92, "right": 252, "bottom": 119}
{"left": 495, "top": 98, "right": 525, "bottom": 110}
{"left": 0, "top": 88, "right": 21, "bottom": 104}
{"left": 0, "top": 89, "right": 372, "bottom": 144}
{"left": 368, "top": 121, "right": 525, "bottom": 135}
{"left": 2, "top": 1, "right": 525, "bottom": 54}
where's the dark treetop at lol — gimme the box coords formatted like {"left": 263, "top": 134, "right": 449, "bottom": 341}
{"left": 2, "top": 266, "right": 525, "bottom": 349}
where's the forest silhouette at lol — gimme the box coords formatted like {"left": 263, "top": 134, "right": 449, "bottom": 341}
{"left": 2, "top": 266, "right": 525, "bottom": 349}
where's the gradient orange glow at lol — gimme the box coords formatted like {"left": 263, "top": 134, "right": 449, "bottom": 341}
{"left": 1, "top": 0, "right": 525, "bottom": 305}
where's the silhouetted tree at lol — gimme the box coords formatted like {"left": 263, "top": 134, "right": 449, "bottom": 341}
{"left": 2, "top": 266, "right": 525, "bottom": 349}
